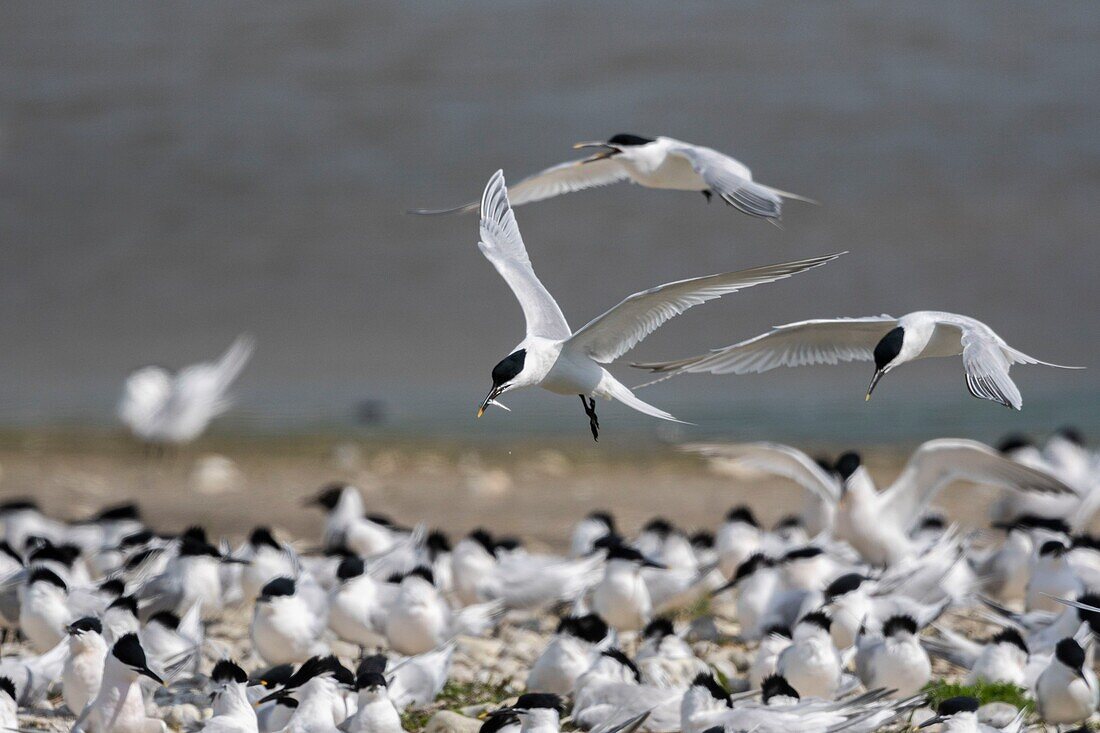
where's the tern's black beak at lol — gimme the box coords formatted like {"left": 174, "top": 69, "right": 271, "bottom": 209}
{"left": 258, "top": 689, "right": 287, "bottom": 705}
{"left": 711, "top": 577, "right": 740, "bottom": 597}
{"left": 642, "top": 558, "right": 667, "bottom": 570}
{"left": 137, "top": 666, "right": 165, "bottom": 685}
{"left": 917, "top": 715, "right": 945, "bottom": 729}
{"left": 865, "top": 368, "right": 886, "bottom": 401}
{"left": 478, "top": 385, "right": 503, "bottom": 418}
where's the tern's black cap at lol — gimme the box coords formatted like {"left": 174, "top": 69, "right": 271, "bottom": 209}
{"left": 725, "top": 505, "right": 759, "bottom": 526}
{"left": 1056, "top": 426, "right": 1084, "bottom": 445}
{"left": 108, "top": 595, "right": 139, "bottom": 616}
{"left": 28, "top": 566, "right": 67, "bottom": 590}
{"left": 798, "top": 610, "right": 832, "bottom": 632}
{"left": 690, "top": 672, "right": 731, "bottom": 706}
{"left": 259, "top": 577, "right": 296, "bottom": 600}
{"left": 1056, "top": 638, "right": 1087, "bottom": 672}
{"left": 249, "top": 527, "right": 280, "bottom": 550}
{"left": 149, "top": 611, "right": 180, "bottom": 630}
{"left": 882, "top": 615, "right": 918, "bottom": 637}
{"left": 936, "top": 696, "right": 980, "bottom": 716}
{"left": 586, "top": 511, "right": 616, "bottom": 531}
{"left": 783, "top": 546, "right": 824, "bottom": 562}
{"left": 556, "top": 613, "right": 608, "bottom": 644}
{"left": 997, "top": 434, "right": 1033, "bottom": 454}
{"left": 212, "top": 659, "right": 248, "bottom": 684}
{"left": 251, "top": 663, "right": 294, "bottom": 688}
{"left": 1039, "top": 540, "right": 1069, "bottom": 557}
{"left": 641, "top": 517, "right": 674, "bottom": 538}
{"left": 761, "top": 674, "right": 800, "bottom": 704}
{"left": 824, "top": 573, "right": 866, "bottom": 601}
{"left": 336, "top": 556, "right": 365, "bottom": 580}
{"left": 990, "top": 628, "right": 1028, "bottom": 653}
{"left": 68, "top": 617, "right": 103, "bottom": 635}
{"left": 513, "top": 693, "right": 565, "bottom": 712}
{"left": 873, "top": 327, "right": 905, "bottom": 370}
{"left": 601, "top": 649, "right": 641, "bottom": 682}
{"left": 835, "top": 452, "right": 862, "bottom": 480}
{"left": 112, "top": 633, "right": 150, "bottom": 668}
{"left": 95, "top": 503, "right": 141, "bottom": 522}
{"left": 312, "top": 484, "right": 345, "bottom": 510}
{"left": 0, "top": 678, "right": 14, "bottom": 701}
{"left": 356, "top": 655, "right": 388, "bottom": 677}
{"left": 607, "top": 133, "right": 654, "bottom": 146}
{"left": 643, "top": 617, "right": 674, "bottom": 640}
{"left": 491, "top": 350, "right": 526, "bottom": 387}
{"left": 29, "top": 542, "right": 81, "bottom": 568}
{"left": 690, "top": 530, "right": 715, "bottom": 549}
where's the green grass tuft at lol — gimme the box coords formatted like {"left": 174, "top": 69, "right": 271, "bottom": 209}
{"left": 400, "top": 678, "right": 516, "bottom": 732}
{"left": 922, "top": 679, "right": 1034, "bottom": 713}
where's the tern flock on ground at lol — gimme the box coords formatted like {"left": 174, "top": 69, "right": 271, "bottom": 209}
{"left": 0, "top": 430, "right": 1098, "bottom": 731}
{"left": 38, "top": 133, "right": 1089, "bottom": 733}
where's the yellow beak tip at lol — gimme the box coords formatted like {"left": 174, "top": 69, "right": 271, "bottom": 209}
{"left": 864, "top": 394, "right": 872, "bottom": 402}
{"left": 476, "top": 408, "right": 485, "bottom": 418}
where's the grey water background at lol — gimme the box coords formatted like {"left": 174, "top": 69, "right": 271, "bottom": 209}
{"left": 1, "top": 2, "right": 1098, "bottom": 446}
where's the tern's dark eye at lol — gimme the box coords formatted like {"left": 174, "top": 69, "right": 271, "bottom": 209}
{"left": 491, "top": 349, "right": 526, "bottom": 385}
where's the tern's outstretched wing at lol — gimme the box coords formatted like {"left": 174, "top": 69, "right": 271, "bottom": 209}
{"left": 174, "top": 334, "right": 256, "bottom": 418}
{"left": 880, "top": 438, "right": 1075, "bottom": 530}
{"left": 411, "top": 158, "right": 629, "bottom": 215}
{"left": 632, "top": 315, "right": 897, "bottom": 382}
{"left": 666, "top": 142, "right": 814, "bottom": 220}
{"left": 683, "top": 442, "right": 842, "bottom": 504}
{"left": 476, "top": 170, "right": 572, "bottom": 340}
{"left": 566, "top": 253, "right": 843, "bottom": 364}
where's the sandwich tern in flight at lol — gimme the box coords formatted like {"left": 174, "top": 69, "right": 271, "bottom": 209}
{"left": 634, "top": 311, "right": 1082, "bottom": 409}
{"left": 413, "top": 135, "right": 813, "bottom": 221}
{"left": 118, "top": 334, "right": 254, "bottom": 449}
{"left": 685, "top": 440, "right": 1073, "bottom": 565}
{"left": 472, "top": 170, "right": 842, "bottom": 439}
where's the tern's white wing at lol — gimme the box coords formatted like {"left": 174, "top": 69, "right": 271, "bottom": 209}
{"left": 163, "top": 335, "right": 254, "bottom": 442}
{"left": 477, "top": 170, "right": 572, "bottom": 340}
{"left": 682, "top": 442, "right": 841, "bottom": 503}
{"left": 632, "top": 316, "right": 898, "bottom": 379}
{"left": 880, "top": 438, "right": 1074, "bottom": 530}
{"left": 412, "top": 158, "right": 629, "bottom": 215}
{"left": 566, "top": 253, "right": 843, "bottom": 364}
{"left": 665, "top": 142, "right": 812, "bottom": 219}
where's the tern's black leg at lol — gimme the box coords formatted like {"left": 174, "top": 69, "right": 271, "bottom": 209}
{"left": 702, "top": 190, "right": 712, "bottom": 203}
{"left": 579, "top": 395, "right": 600, "bottom": 442}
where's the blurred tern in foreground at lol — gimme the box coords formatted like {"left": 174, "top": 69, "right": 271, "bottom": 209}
{"left": 412, "top": 135, "right": 813, "bottom": 222}
{"left": 118, "top": 334, "right": 254, "bottom": 449}
{"left": 634, "top": 311, "right": 1081, "bottom": 409}
{"left": 472, "top": 170, "right": 842, "bottom": 440}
